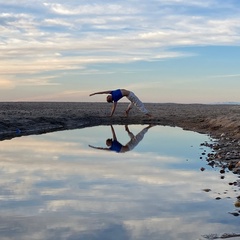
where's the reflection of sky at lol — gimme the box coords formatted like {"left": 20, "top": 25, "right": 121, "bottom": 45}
{"left": 0, "top": 125, "right": 239, "bottom": 240}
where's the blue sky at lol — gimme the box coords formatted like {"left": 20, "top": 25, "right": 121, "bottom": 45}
{"left": 1, "top": 0, "right": 240, "bottom": 103}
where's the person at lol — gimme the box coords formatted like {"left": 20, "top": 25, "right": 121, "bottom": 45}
{"left": 89, "top": 124, "right": 154, "bottom": 153}
{"left": 89, "top": 89, "right": 151, "bottom": 117}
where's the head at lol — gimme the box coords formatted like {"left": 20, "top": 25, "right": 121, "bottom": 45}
{"left": 106, "top": 95, "right": 113, "bottom": 103}
{"left": 106, "top": 138, "right": 112, "bottom": 146}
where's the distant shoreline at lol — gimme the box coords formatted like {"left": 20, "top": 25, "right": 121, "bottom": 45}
{"left": 0, "top": 102, "right": 239, "bottom": 169}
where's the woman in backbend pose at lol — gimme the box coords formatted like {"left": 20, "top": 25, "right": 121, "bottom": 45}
{"left": 89, "top": 125, "right": 154, "bottom": 153}
{"left": 89, "top": 89, "right": 152, "bottom": 117}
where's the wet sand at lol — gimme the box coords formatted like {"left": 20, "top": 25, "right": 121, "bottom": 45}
{"left": 0, "top": 102, "right": 240, "bottom": 170}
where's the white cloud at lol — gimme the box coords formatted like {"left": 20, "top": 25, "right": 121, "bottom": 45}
{"left": 44, "top": 3, "right": 137, "bottom": 15}
{"left": 156, "top": 0, "right": 216, "bottom": 7}
{"left": 0, "top": 79, "right": 15, "bottom": 89}
{"left": 207, "top": 74, "right": 240, "bottom": 79}
{"left": 18, "top": 76, "right": 61, "bottom": 86}
{"left": 20, "top": 89, "right": 91, "bottom": 101}
{"left": 43, "top": 18, "right": 74, "bottom": 28}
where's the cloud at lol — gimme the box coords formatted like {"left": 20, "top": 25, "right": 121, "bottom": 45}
{"left": 1, "top": 0, "right": 240, "bottom": 99}
{"left": 44, "top": 3, "right": 137, "bottom": 15}
{"left": 18, "top": 89, "right": 90, "bottom": 101}
{"left": 17, "top": 76, "right": 61, "bottom": 86}
{"left": 208, "top": 74, "right": 240, "bottom": 79}
{"left": 0, "top": 79, "right": 15, "bottom": 89}
{"left": 43, "top": 18, "right": 74, "bottom": 28}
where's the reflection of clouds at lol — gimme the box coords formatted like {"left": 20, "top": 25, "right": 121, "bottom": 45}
{"left": 124, "top": 217, "right": 240, "bottom": 240}
{"left": 0, "top": 135, "right": 237, "bottom": 205}
{"left": 0, "top": 126, "right": 239, "bottom": 239}
{"left": 0, "top": 131, "right": 237, "bottom": 200}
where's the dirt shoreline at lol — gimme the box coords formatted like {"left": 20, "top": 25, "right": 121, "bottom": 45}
{"left": 0, "top": 102, "right": 240, "bottom": 170}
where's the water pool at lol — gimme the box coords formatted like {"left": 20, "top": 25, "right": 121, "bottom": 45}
{"left": 0, "top": 125, "right": 239, "bottom": 240}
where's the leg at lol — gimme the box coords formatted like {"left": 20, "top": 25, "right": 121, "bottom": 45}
{"left": 126, "top": 127, "right": 149, "bottom": 151}
{"left": 125, "top": 102, "right": 133, "bottom": 116}
{"left": 125, "top": 125, "right": 135, "bottom": 139}
{"left": 126, "top": 92, "right": 150, "bottom": 115}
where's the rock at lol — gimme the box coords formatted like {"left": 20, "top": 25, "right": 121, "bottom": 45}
{"left": 235, "top": 201, "right": 240, "bottom": 208}
{"left": 229, "top": 212, "right": 239, "bottom": 217}
{"left": 202, "top": 188, "right": 211, "bottom": 192}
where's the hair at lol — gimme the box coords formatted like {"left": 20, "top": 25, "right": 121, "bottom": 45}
{"left": 106, "top": 138, "right": 113, "bottom": 146}
{"left": 106, "top": 95, "right": 113, "bottom": 103}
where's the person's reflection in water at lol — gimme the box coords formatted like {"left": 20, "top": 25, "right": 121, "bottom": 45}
{"left": 89, "top": 125, "right": 154, "bottom": 153}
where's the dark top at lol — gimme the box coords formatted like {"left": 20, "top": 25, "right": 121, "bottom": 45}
{"left": 109, "top": 140, "right": 123, "bottom": 153}
{"left": 111, "top": 89, "right": 123, "bottom": 102}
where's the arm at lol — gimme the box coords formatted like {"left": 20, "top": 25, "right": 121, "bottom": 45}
{"left": 110, "top": 125, "right": 117, "bottom": 140}
{"left": 88, "top": 145, "right": 109, "bottom": 151}
{"left": 110, "top": 102, "right": 117, "bottom": 117}
{"left": 89, "top": 90, "right": 112, "bottom": 96}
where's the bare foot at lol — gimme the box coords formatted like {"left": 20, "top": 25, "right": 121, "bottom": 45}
{"left": 236, "top": 161, "right": 240, "bottom": 168}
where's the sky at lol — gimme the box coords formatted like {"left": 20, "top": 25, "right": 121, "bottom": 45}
{"left": 1, "top": 0, "right": 240, "bottom": 103}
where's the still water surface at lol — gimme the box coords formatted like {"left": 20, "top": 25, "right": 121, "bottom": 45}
{"left": 0, "top": 125, "right": 239, "bottom": 240}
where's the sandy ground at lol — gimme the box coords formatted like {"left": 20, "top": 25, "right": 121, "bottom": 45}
{"left": 0, "top": 102, "right": 239, "bottom": 138}
{"left": 0, "top": 102, "right": 240, "bottom": 168}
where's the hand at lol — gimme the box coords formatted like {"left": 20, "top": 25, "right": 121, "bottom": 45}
{"left": 89, "top": 145, "right": 98, "bottom": 149}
